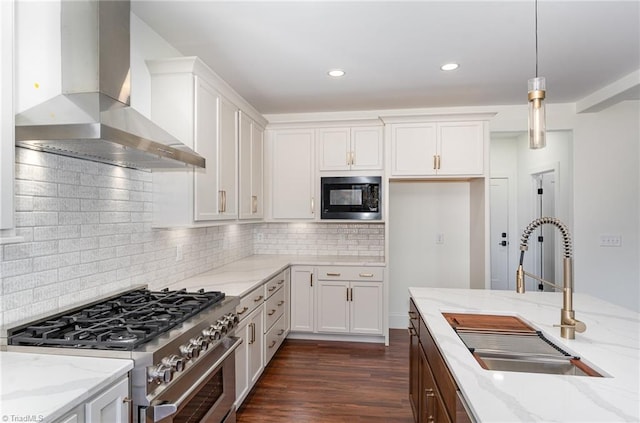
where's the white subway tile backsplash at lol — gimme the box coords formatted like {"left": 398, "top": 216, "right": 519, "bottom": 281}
{"left": 2, "top": 150, "right": 384, "bottom": 330}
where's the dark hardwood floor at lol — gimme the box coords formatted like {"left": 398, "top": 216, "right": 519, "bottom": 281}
{"left": 236, "top": 329, "right": 414, "bottom": 423}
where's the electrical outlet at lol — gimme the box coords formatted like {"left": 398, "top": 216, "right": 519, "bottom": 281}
{"left": 176, "top": 244, "right": 184, "bottom": 261}
{"left": 599, "top": 235, "right": 622, "bottom": 247}
{"left": 256, "top": 233, "right": 264, "bottom": 242}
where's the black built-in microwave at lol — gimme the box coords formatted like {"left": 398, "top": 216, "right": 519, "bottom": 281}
{"left": 320, "top": 176, "right": 382, "bottom": 220}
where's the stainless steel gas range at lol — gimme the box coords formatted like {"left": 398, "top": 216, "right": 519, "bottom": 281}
{"left": 6, "top": 287, "right": 241, "bottom": 423}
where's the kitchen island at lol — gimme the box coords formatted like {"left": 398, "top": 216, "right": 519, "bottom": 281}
{"left": 0, "top": 351, "right": 132, "bottom": 423}
{"left": 410, "top": 287, "right": 639, "bottom": 422}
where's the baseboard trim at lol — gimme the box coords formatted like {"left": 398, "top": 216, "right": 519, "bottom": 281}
{"left": 287, "top": 332, "right": 385, "bottom": 344}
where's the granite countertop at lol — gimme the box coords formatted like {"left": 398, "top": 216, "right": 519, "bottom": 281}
{"left": 164, "top": 254, "right": 385, "bottom": 297}
{"left": 0, "top": 352, "right": 133, "bottom": 423}
{"left": 409, "top": 287, "right": 640, "bottom": 422}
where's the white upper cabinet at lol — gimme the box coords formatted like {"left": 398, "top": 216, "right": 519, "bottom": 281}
{"left": 389, "top": 120, "right": 486, "bottom": 177}
{"left": 148, "top": 57, "right": 241, "bottom": 227}
{"left": 0, "top": 0, "right": 15, "bottom": 235}
{"left": 318, "top": 125, "right": 383, "bottom": 171}
{"left": 267, "top": 128, "right": 316, "bottom": 220}
{"left": 239, "top": 111, "right": 264, "bottom": 220}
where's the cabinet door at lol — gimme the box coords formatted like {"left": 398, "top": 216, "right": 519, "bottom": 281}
{"left": 247, "top": 305, "right": 264, "bottom": 386}
{"left": 234, "top": 317, "right": 250, "bottom": 406}
{"left": 349, "top": 281, "right": 383, "bottom": 334}
{"left": 239, "top": 112, "right": 253, "bottom": 219}
{"left": 437, "top": 121, "right": 484, "bottom": 176}
{"left": 271, "top": 130, "right": 315, "bottom": 219}
{"left": 251, "top": 123, "right": 264, "bottom": 218}
{"left": 420, "top": 347, "right": 451, "bottom": 423}
{"left": 193, "top": 77, "right": 220, "bottom": 221}
{"left": 85, "top": 377, "right": 129, "bottom": 423}
{"left": 351, "top": 126, "right": 383, "bottom": 170}
{"left": 409, "top": 321, "right": 420, "bottom": 421}
{"left": 218, "top": 95, "right": 238, "bottom": 218}
{"left": 318, "top": 127, "right": 350, "bottom": 171}
{"left": 316, "top": 280, "right": 350, "bottom": 333}
{"left": 290, "top": 266, "right": 315, "bottom": 332}
{"left": 283, "top": 267, "right": 291, "bottom": 333}
{"left": 390, "top": 123, "right": 437, "bottom": 176}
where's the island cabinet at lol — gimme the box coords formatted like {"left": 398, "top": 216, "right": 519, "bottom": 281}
{"left": 266, "top": 128, "right": 316, "bottom": 220}
{"left": 388, "top": 120, "right": 487, "bottom": 178}
{"left": 148, "top": 57, "right": 239, "bottom": 227}
{"left": 239, "top": 111, "right": 264, "bottom": 220}
{"left": 317, "top": 125, "right": 383, "bottom": 172}
{"left": 409, "top": 298, "right": 473, "bottom": 423}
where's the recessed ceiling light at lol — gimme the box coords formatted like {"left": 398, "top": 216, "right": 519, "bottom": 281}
{"left": 327, "top": 69, "right": 346, "bottom": 77}
{"left": 440, "top": 63, "right": 459, "bottom": 71}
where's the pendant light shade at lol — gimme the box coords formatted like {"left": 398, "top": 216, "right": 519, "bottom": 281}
{"left": 528, "top": 76, "right": 546, "bottom": 149}
{"left": 528, "top": 0, "right": 547, "bottom": 149}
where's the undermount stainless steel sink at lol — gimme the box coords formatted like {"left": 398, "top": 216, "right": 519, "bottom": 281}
{"left": 443, "top": 313, "right": 603, "bottom": 377}
{"left": 475, "top": 351, "right": 591, "bottom": 376}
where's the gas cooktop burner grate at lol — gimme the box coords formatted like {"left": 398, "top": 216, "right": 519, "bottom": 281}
{"left": 7, "top": 288, "right": 225, "bottom": 350}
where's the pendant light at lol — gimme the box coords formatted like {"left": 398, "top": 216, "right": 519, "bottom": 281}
{"left": 528, "top": 0, "right": 546, "bottom": 149}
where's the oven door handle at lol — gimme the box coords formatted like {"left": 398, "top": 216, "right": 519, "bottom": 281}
{"left": 146, "top": 336, "right": 242, "bottom": 422}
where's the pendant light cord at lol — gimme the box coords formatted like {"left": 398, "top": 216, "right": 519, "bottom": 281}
{"left": 535, "top": 0, "right": 539, "bottom": 78}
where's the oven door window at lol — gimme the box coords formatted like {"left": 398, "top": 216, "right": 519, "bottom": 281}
{"left": 173, "top": 368, "right": 225, "bottom": 423}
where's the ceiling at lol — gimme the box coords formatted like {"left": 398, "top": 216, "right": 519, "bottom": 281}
{"left": 131, "top": 1, "right": 640, "bottom": 115}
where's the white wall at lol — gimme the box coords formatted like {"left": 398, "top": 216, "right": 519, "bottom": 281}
{"left": 388, "top": 181, "right": 470, "bottom": 327}
{"left": 574, "top": 101, "right": 640, "bottom": 311}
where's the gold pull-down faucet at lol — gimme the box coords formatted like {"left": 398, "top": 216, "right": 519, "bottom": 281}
{"left": 516, "top": 217, "right": 586, "bottom": 339}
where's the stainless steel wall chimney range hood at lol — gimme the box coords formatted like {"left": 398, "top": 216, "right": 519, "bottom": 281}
{"left": 15, "top": 0, "right": 205, "bottom": 170}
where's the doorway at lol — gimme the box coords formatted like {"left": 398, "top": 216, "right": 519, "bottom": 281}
{"left": 490, "top": 178, "right": 510, "bottom": 290}
{"left": 532, "top": 170, "right": 557, "bottom": 290}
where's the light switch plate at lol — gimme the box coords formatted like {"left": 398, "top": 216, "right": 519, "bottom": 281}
{"left": 599, "top": 235, "right": 622, "bottom": 247}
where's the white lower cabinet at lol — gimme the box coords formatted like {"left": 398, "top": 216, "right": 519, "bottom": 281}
{"left": 54, "top": 407, "right": 84, "bottom": 423}
{"left": 291, "top": 265, "right": 385, "bottom": 338}
{"left": 235, "top": 304, "right": 264, "bottom": 406}
{"left": 235, "top": 269, "right": 290, "bottom": 407}
{"left": 84, "top": 376, "right": 130, "bottom": 423}
{"left": 316, "top": 269, "right": 383, "bottom": 335}
{"left": 290, "top": 266, "right": 315, "bottom": 332}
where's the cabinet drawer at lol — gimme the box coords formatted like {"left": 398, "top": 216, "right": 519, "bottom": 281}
{"left": 265, "top": 315, "right": 287, "bottom": 364}
{"left": 265, "top": 271, "right": 287, "bottom": 298}
{"left": 237, "top": 285, "right": 265, "bottom": 321}
{"left": 317, "top": 266, "right": 383, "bottom": 281}
{"left": 264, "top": 286, "right": 285, "bottom": 330}
{"left": 420, "top": 318, "right": 458, "bottom": 421}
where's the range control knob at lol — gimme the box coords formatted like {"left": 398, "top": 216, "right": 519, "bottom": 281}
{"left": 161, "top": 354, "right": 185, "bottom": 372}
{"left": 179, "top": 342, "right": 200, "bottom": 360}
{"left": 147, "top": 363, "right": 173, "bottom": 384}
{"left": 202, "top": 325, "right": 221, "bottom": 341}
{"left": 190, "top": 336, "right": 209, "bottom": 352}
{"left": 221, "top": 313, "right": 238, "bottom": 331}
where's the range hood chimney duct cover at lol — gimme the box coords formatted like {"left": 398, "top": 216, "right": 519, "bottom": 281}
{"left": 15, "top": 0, "right": 205, "bottom": 170}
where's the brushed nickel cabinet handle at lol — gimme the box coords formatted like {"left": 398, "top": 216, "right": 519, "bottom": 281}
{"left": 277, "top": 300, "right": 285, "bottom": 306}
{"left": 268, "top": 309, "right": 276, "bottom": 316}
{"left": 326, "top": 272, "right": 341, "bottom": 277}
{"left": 277, "top": 329, "right": 285, "bottom": 336}
{"left": 254, "top": 295, "right": 264, "bottom": 302}
{"left": 268, "top": 340, "right": 276, "bottom": 349}
{"left": 408, "top": 311, "right": 418, "bottom": 320}
{"left": 252, "top": 195, "right": 258, "bottom": 214}
{"left": 359, "top": 272, "right": 374, "bottom": 277}
{"left": 268, "top": 286, "right": 277, "bottom": 292}
{"left": 237, "top": 306, "right": 249, "bottom": 315}
{"left": 277, "top": 279, "right": 284, "bottom": 285}
{"left": 311, "top": 197, "right": 315, "bottom": 214}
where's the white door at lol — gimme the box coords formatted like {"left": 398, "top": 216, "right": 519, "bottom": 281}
{"left": 533, "top": 171, "right": 557, "bottom": 289}
{"left": 490, "top": 178, "right": 510, "bottom": 290}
